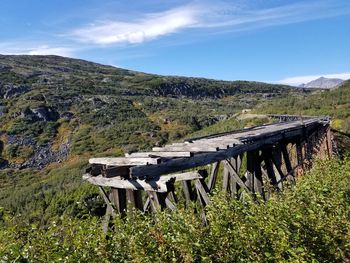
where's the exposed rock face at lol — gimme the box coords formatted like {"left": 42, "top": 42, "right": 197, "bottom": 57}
{"left": 21, "top": 142, "right": 70, "bottom": 169}
{"left": 1, "top": 85, "right": 31, "bottom": 98}
{"left": 153, "top": 82, "right": 226, "bottom": 99}
{"left": 300, "top": 77, "right": 344, "bottom": 89}
{"left": 61, "top": 111, "right": 74, "bottom": 120}
{"left": 5, "top": 134, "right": 70, "bottom": 169}
{"left": 22, "top": 106, "right": 60, "bottom": 122}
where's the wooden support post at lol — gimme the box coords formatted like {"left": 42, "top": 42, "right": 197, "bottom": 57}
{"left": 126, "top": 189, "right": 143, "bottom": 211}
{"left": 246, "top": 151, "right": 264, "bottom": 198}
{"left": 326, "top": 127, "right": 333, "bottom": 158}
{"left": 207, "top": 161, "right": 220, "bottom": 192}
{"left": 165, "top": 197, "right": 176, "bottom": 211}
{"left": 195, "top": 179, "right": 210, "bottom": 206}
{"left": 156, "top": 193, "right": 168, "bottom": 210}
{"left": 222, "top": 163, "right": 230, "bottom": 192}
{"left": 271, "top": 147, "right": 284, "bottom": 189}
{"left": 281, "top": 143, "right": 295, "bottom": 183}
{"left": 224, "top": 157, "right": 240, "bottom": 198}
{"left": 194, "top": 179, "right": 210, "bottom": 226}
{"left": 99, "top": 186, "right": 116, "bottom": 232}
{"left": 143, "top": 197, "right": 151, "bottom": 212}
{"left": 182, "top": 181, "right": 194, "bottom": 206}
{"left": 223, "top": 160, "right": 250, "bottom": 193}
{"left": 147, "top": 191, "right": 161, "bottom": 212}
{"left": 262, "top": 149, "right": 279, "bottom": 190}
{"left": 110, "top": 188, "right": 127, "bottom": 215}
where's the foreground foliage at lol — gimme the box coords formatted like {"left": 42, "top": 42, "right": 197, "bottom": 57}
{"left": 1, "top": 158, "right": 349, "bottom": 262}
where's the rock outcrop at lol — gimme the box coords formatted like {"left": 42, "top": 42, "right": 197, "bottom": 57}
{"left": 21, "top": 106, "right": 60, "bottom": 122}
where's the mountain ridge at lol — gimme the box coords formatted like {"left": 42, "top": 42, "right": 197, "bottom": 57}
{"left": 300, "top": 76, "right": 344, "bottom": 89}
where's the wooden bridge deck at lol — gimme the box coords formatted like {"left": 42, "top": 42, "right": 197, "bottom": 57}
{"left": 83, "top": 115, "right": 333, "bottom": 229}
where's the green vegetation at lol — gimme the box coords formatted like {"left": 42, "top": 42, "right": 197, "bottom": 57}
{"left": 1, "top": 158, "right": 349, "bottom": 262}
{"left": 255, "top": 80, "right": 350, "bottom": 134}
{"left": 0, "top": 55, "right": 349, "bottom": 261}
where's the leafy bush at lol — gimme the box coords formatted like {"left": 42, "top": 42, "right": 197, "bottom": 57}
{"left": 1, "top": 158, "right": 349, "bottom": 262}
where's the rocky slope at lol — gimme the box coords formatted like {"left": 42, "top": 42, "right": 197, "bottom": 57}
{"left": 0, "top": 55, "right": 310, "bottom": 169}
{"left": 300, "top": 77, "right": 344, "bottom": 89}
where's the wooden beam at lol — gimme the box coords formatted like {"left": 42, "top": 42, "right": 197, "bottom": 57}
{"left": 83, "top": 174, "right": 171, "bottom": 192}
{"left": 152, "top": 145, "right": 220, "bottom": 152}
{"left": 89, "top": 157, "right": 161, "bottom": 166}
{"left": 222, "top": 162, "right": 230, "bottom": 192}
{"left": 262, "top": 149, "right": 278, "bottom": 188}
{"left": 102, "top": 166, "right": 129, "bottom": 178}
{"left": 158, "top": 171, "right": 204, "bottom": 182}
{"left": 207, "top": 161, "right": 220, "bottom": 192}
{"left": 125, "top": 151, "right": 193, "bottom": 158}
{"left": 281, "top": 144, "right": 294, "bottom": 181}
{"left": 126, "top": 189, "right": 143, "bottom": 210}
{"left": 83, "top": 171, "right": 204, "bottom": 192}
{"left": 195, "top": 179, "right": 210, "bottom": 206}
{"left": 223, "top": 160, "right": 250, "bottom": 193}
{"left": 130, "top": 121, "right": 322, "bottom": 178}
{"left": 110, "top": 188, "right": 127, "bottom": 215}
{"left": 182, "top": 180, "right": 193, "bottom": 205}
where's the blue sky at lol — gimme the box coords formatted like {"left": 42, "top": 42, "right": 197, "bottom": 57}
{"left": 0, "top": 0, "right": 350, "bottom": 85}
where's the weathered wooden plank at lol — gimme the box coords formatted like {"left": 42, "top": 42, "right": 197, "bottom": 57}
{"left": 130, "top": 121, "right": 321, "bottom": 178}
{"left": 83, "top": 171, "right": 203, "bottom": 192}
{"left": 89, "top": 157, "right": 161, "bottom": 166}
{"left": 125, "top": 151, "right": 193, "bottom": 158}
{"left": 83, "top": 174, "right": 171, "bottom": 192}
{"left": 159, "top": 171, "right": 203, "bottom": 182}
{"left": 152, "top": 146, "right": 220, "bottom": 152}
{"left": 171, "top": 140, "right": 240, "bottom": 149}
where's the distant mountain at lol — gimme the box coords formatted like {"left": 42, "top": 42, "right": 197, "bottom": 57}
{"left": 300, "top": 77, "right": 344, "bottom": 89}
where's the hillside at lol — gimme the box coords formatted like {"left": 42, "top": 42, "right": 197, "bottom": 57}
{"left": 255, "top": 80, "right": 350, "bottom": 154}
{"left": 0, "top": 55, "right": 307, "bottom": 170}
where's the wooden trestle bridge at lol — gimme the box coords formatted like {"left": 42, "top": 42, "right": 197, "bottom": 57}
{"left": 83, "top": 115, "right": 334, "bottom": 229}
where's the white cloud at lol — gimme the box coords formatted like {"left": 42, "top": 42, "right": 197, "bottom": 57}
{"left": 26, "top": 46, "right": 74, "bottom": 56}
{"left": 275, "top": 72, "right": 350, "bottom": 86}
{"left": 0, "top": 44, "right": 74, "bottom": 57}
{"left": 70, "top": 5, "right": 202, "bottom": 45}
{"left": 69, "top": 1, "right": 350, "bottom": 46}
